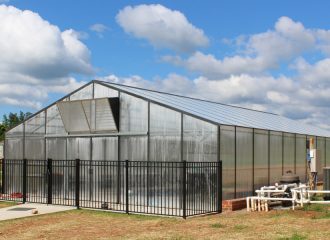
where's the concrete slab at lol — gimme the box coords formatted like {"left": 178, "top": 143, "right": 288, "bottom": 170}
{"left": 0, "top": 203, "right": 75, "bottom": 221}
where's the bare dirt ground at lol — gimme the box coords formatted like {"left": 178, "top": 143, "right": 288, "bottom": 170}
{"left": 0, "top": 204, "right": 329, "bottom": 240}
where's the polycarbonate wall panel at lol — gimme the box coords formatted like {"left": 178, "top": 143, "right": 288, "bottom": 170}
{"left": 220, "top": 125, "right": 235, "bottom": 200}
{"left": 67, "top": 138, "right": 91, "bottom": 160}
{"left": 92, "top": 137, "right": 118, "bottom": 161}
{"left": 254, "top": 129, "right": 269, "bottom": 190}
{"left": 70, "top": 84, "right": 93, "bottom": 100}
{"left": 46, "top": 138, "right": 66, "bottom": 160}
{"left": 94, "top": 83, "right": 119, "bottom": 98}
{"left": 120, "top": 136, "right": 147, "bottom": 161}
{"left": 5, "top": 138, "right": 23, "bottom": 159}
{"left": 150, "top": 104, "right": 181, "bottom": 162}
{"left": 283, "top": 133, "right": 295, "bottom": 174}
{"left": 296, "top": 134, "right": 306, "bottom": 183}
{"left": 6, "top": 123, "right": 24, "bottom": 138}
{"left": 236, "top": 127, "right": 253, "bottom": 198}
{"left": 269, "top": 131, "right": 283, "bottom": 184}
{"left": 5, "top": 124, "right": 24, "bottom": 160}
{"left": 25, "top": 112, "right": 45, "bottom": 160}
{"left": 317, "top": 137, "right": 325, "bottom": 181}
{"left": 183, "top": 115, "right": 217, "bottom": 162}
{"left": 46, "top": 105, "right": 67, "bottom": 135}
{"left": 25, "top": 138, "right": 45, "bottom": 160}
{"left": 25, "top": 112, "right": 45, "bottom": 137}
{"left": 120, "top": 93, "right": 148, "bottom": 132}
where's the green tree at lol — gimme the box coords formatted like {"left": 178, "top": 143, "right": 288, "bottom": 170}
{"left": 0, "top": 111, "right": 32, "bottom": 141}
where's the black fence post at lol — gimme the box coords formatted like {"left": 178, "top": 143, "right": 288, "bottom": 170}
{"left": 22, "top": 158, "right": 27, "bottom": 203}
{"left": 125, "top": 160, "right": 129, "bottom": 214}
{"left": 117, "top": 159, "right": 121, "bottom": 204}
{"left": 1, "top": 159, "right": 5, "bottom": 194}
{"left": 217, "top": 161, "right": 222, "bottom": 213}
{"left": 75, "top": 159, "right": 80, "bottom": 209}
{"left": 47, "top": 158, "right": 52, "bottom": 205}
{"left": 182, "top": 160, "right": 187, "bottom": 219}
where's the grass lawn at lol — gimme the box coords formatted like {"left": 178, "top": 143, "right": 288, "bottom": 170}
{"left": 0, "top": 205, "right": 329, "bottom": 240}
{"left": 0, "top": 201, "right": 17, "bottom": 209}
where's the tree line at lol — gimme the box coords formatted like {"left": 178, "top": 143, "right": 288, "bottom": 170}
{"left": 0, "top": 111, "right": 32, "bottom": 141}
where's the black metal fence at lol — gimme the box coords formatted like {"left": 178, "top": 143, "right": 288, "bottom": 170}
{"left": 0, "top": 159, "right": 222, "bottom": 218}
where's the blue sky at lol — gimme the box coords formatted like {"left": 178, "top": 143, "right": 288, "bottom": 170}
{"left": 1, "top": 0, "right": 330, "bottom": 129}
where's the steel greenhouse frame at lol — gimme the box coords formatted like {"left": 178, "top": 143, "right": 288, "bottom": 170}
{"left": 1, "top": 80, "right": 330, "bottom": 216}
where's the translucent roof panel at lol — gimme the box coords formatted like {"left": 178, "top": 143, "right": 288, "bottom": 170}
{"left": 100, "top": 81, "right": 330, "bottom": 137}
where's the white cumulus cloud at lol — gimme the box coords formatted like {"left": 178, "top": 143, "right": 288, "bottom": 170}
{"left": 163, "top": 17, "right": 321, "bottom": 78}
{"left": 116, "top": 4, "right": 209, "bottom": 52}
{"left": 89, "top": 23, "right": 109, "bottom": 38}
{"left": 0, "top": 5, "right": 93, "bottom": 109}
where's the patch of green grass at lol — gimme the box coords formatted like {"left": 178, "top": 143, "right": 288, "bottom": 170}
{"left": 302, "top": 203, "right": 330, "bottom": 219}
{"left": 310, "top": 195, "right": 324, "bottom": 201}
{"left": 0, "top": 201, "right": 17, "bottom": 209}
{"left": 234, "top": 224, "right": 248, "bottom": 230}
{"left": 270, "top": 210, "right": 290, "bottom": 218}
{"left": 210, "top": 223, "right": 225, "bottom": 228}
{"left": 303, "top": 203, "right": 329, "bottom": 212}
{"left": 277, "top": 233, "right": 307, "bottom": 240}
{"left": 310, "top": 210, "right": 330, "bottom": 219}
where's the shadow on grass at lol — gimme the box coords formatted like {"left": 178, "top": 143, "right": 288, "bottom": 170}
{"left": 76, "top": 208, "right": 180, "bottom": 222}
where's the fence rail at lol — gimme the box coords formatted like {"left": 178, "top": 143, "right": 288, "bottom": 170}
{"left": 0, "top": 159, "right": 222, "bottom": 218}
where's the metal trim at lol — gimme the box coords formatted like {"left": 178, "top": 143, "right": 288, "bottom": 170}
{"left": 45, "top": 132, "right": 147, "bottom": 138}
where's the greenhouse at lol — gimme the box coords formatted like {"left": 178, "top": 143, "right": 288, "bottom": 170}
{"left": 2, "top": 80, "right": 330, "bottom": 217}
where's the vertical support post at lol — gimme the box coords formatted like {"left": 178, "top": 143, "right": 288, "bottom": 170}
{"left": 217, "top": 125, "right": 221, "bottom": 210}
{"left": 282, "top": 132, "right": 284, "bottom": 175}
{"left": 315, "top": 136, "right": 318, "bottom": 181}
{"left": 179, "top": 113, "right": 184, "bottom": 210}
{"left": 23, "top": 122, "right": 26, "bottom": 161}
{"left": 268, "top": 130, "right": 270, "bottom": 186}
{"left": 252, "top": 128, "right": 255, "bottom": 194}
{"left": 125, "top": 159, "right": 129, "bottom": 214}
{"left": 1, "top": 158, "right": 5, "bottom": 194}
{"left": 325, "top": 138, "right": 327, "bottom": 167}
{"left": 22, "top": 158, "right": 27, "bottom": 203}
{"left": 217, "top": 161, "right": 222, "bottom": 213}
{"left": 181, "top": 113, "right": 183, "bottom": 161}
{"left": 47, "top": 158, "right": 53, "bottom": 204}
{"left": 75, "top": 158, "right": 80, "bottom": 208}
{"left": 2, "top": 136, "right": 5, "bottom": 194}
{"left": 44, "top": 110, "right": 47, "bottom": 162}
{"left": 117, "top": 91, "right": 121, "bottom": 204}
{"left": 147, "top": 101, "right": 150, "bottom": 207}
{"left": 89, "top": 137, "right": 93, "bottom": 201}
{"left": 116, "top": 153, "right": 121, "bottom": 204}
{"left": 182, "top": 160, "right": 187, "bottom": 219}
{"left": 294, "top": 133, "right": 297, "bottom": 174}
{"left": 234, "top": 126, "right": 237, "bottom": 199}
{"left": 305, "top": 135, "right": 308, "bottom": 183}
